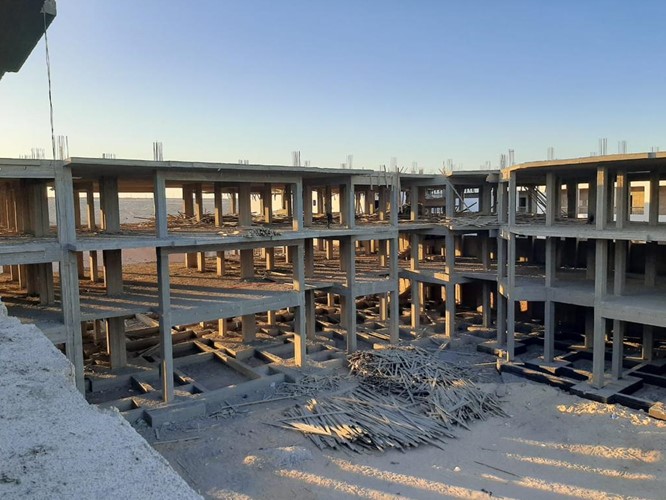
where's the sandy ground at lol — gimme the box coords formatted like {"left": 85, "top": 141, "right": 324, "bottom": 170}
{"left": 140, "top": 346, "right": 666, "bottom": 500}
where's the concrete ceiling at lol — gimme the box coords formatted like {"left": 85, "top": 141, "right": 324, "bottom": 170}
{"left": 0, "top": 0, "right": 56, "bottom": 80}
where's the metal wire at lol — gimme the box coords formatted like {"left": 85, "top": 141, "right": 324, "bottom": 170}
{"left": 43, "top": 10, "right": 56, "bottom": 162}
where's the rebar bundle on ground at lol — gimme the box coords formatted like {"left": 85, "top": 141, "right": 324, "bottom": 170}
{"left": 280, "top": 346, "right": 506, "bottom": 453}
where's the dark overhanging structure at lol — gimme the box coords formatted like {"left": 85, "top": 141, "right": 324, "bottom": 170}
{"left": 0, "top": 0, "right": 56, "bottom": 80}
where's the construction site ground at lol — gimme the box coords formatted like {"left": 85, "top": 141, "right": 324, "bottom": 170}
{"left": 135, "top": 336, "right": 666, "bottom": 500}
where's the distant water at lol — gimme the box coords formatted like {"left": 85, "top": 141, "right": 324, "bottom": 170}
{"left": 47, "top": 198, "right": 233, "bottom": 226}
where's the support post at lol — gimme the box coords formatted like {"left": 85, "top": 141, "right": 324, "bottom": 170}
{"left": 388, "top": 237, "right": 400, "bottom": 343}
{"left": 55, "top": 165, "right": 84, "bottom": 393}
{"left": 506, "top": 299, "right": 515, "bottom": 361}
{"left": 611, "top": 319, "right": 624, "bottom": 380}
{"left": 214, "top": 183, "right": 223, "bottom": 227}
{"left": 292, "top": 243, "right": 306, "bottom": 365}
{"left": 592, "top": 239, "right": 608, "bottom": 388}
{"left": 544, "top": 300, "right": 555, "bottom": 363}
{"left": 482, "top": 282, "right": 491, "bottom": 328}
{"left": 103, "top": 249, "right": 123, "bottom": 296}
{"left": 105, "top": 317, "right": 127, "bottom": 369}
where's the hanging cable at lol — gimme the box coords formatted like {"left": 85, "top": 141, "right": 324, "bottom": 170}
{"left": 43, "top": 9, "right": 56, "bottom": 161}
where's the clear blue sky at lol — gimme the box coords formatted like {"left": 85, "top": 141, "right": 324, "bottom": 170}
{"left": 1, "top": 0, "right": 665, "bottom": 171}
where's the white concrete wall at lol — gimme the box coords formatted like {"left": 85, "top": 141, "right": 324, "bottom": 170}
{"left": 0, "top": 311, "right": 201, "bottom": 499}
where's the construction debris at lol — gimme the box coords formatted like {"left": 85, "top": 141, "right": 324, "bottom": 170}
{"left": 279, "top": 346, "right": 506, "bottom": 453}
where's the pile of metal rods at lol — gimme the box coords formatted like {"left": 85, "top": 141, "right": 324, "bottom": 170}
{"left": 279, "top": 346, "right": 505, "bottom": 452}
{"left": 274, "top": 375, "right": 342, "bottom": 397}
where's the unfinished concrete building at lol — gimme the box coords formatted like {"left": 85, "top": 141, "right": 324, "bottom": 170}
{"left": 1, "top": 153, "right": 665, "bottom": 423}
{"left": 488, "top": 154, "right": 666, "bottom": 418}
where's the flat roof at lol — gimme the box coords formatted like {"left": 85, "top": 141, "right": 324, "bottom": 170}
{"left": 504, "top": 152, "right": 666, "bottom": 182}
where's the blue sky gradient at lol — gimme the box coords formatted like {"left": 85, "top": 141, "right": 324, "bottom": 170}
{"left": 1, "top": 0, "right": 665, "bottom": 171}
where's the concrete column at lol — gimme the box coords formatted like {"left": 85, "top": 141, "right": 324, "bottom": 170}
{"left": 304, "top": 239, "right": 314, "bottom": 278}
{"left": 507, "top": 234, "right": 516, "bottom": 289}
{"left": 292, "top": 182, "right": 304, "bottom": 231}
{"left": 508, "top": 172, "right": 517, "bottom": 226}
{"left": 240, "top": 249, "right": 254, "bottom": 279}
{"left": 103, "top": 249, "right": 123, "bottom": 296}
{"left": 566, "top": 182, "right": 577, "bottom": 218}
{"left": 409, "top": 233, "right": 420, "bottom": 331}
{"left": 388, "top": 237, "right": 400, "bottom": 343}
{"left": 611, "top": 319, "right": 624, "bottom": 380}
{"left": 645, "top": 242, "right": 657, "bottom": 287}
{"left": 242, "top": 314, "right": 256, "bottom": 342}
{"left": 615, "top": 171, "right": 628, "bottom": 229}
{"left": 214, "top": 183, "right": 224, "bottom": 227}
{"left": 443, "top": 182, "right": 454, "bottom": 220}
{"left": 481, "top": 236, "right": 490, "bottom": 271}
{"left": 216, "top": 251, "right": 225, "bottom": 276}
{"left": 588, "top": 178, "right": 597, "bottom": 222}
{"left": 410, "top": 279, "right": 421, "bottom": 332}
{"left": 73, "top": 190, "right": 82, "bottom": 230}
{"left": 182, "top": 185, "right": 197, "bottom": 268}
{"left": 496, "top": 293, "right": 506, "bottom": 346}
{"left": 614, "top": 240, "right": 626, "bottom": 295}
{"left": 156, "top": 247, "right": 174, "bottom": 401}
{"left": 303, "top": 185, "right": 313, "bottom": 227}
{"left": 340, "top": 182, "right": 355, "bottom": 228}
{"left": 305, "top": 289, "right": 316, "bottom": 340}
{"left": 642, "top": 325, "right": 654, "bottom": 361}
{"left": 584, "top": 309, "right": 593, "bottom": 349}
{"left": 324, "top": 185, "right": 333, "bottom": 224}
{"left": 193, "top": 183, "right": 204, "bottom": 222}
{"left": 545, "top": 237, "right": 557, "bottom": 287}
{"left": 341, "top": 238, "right": 357, "bottom": 352}
{"left": 238, "top": 184, "right": 252, "bottom": 227}
{"left": 56, "top": 167, "right": 84, "bottom": 391}
{"left": 99, "top": 176, "right": 120, "bottom": 233}
{"left": 378, "top": 239, "right": 387, "bottom": 267}
{"left": 480, "top": 184, "right": 492, "bottom": 214}
{"left": 284, "top": 185, "right": 293, "bottom": 220}
{"left": 197, "top": 251, "right": 206, "bottom": 272}
{"left": 497, "top": 181, "right": 507, "bottom": 224}
{"left": 265, "top": 247, "right": 275, "bottom": 270}
{"left": 544, "top": 300, "right": 555, "bottom": 362}
{"left": 482, "top": 282, "right": 491, "bottom": 328}
{"left": 506, "top": 299, "right": 515, "bottom": 361}
{"left": 497, "top": 235, "right": 506, "bottom": 281}
{"left": 410, "top": 185, "right": 419, "bottom": 221}
{"left": 291, "top": 243, "right": 306, "bottom": 366}
{"left": 390, "top": 179, "right": 399, "bottom": 226}
{"left": 649, "top": 171, "right": 660, "bottom": 226}
{"left": 596, "top": 167, "right": 609, "bottom": 230}
{"left": 445, "top": 283, "right": 456, "bottom": 338}
{"left": 592, "top": 239, "right": 608, "bottom": 388}
{"left": 105, "top": 317, "right": 127, "bottom": 369}
{"left": 378, "top": 187, "right": 387, "bottom": 222}
{"left": 546, "top": 172, "right": 557, "bottom": 226}
{"left": 218, "top": 318, "right": 228, "bottom": 336}
{"left": 586, "top": 241, "right": 596, "bottom": 280}
{"left": 410, "top": 233, "right": 419, "bottom": 271}
{"left": 379, "top": 293, "right": 388, "bottom": 321}
{"left": 445, "top": 232, "right": 455, "bottom": 275}
{"left": 86, "top": 187, "right": 96, "bottom": 230}
{"left": 89, "top": 251, "right": 99, "bottom": 282}
{"left": 153, "top": 171, "right": 168, "bottom": 238}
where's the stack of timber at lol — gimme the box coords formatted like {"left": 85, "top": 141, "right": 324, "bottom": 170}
{"left": 279, "top": 346, "right": 505, "bottom": 453}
